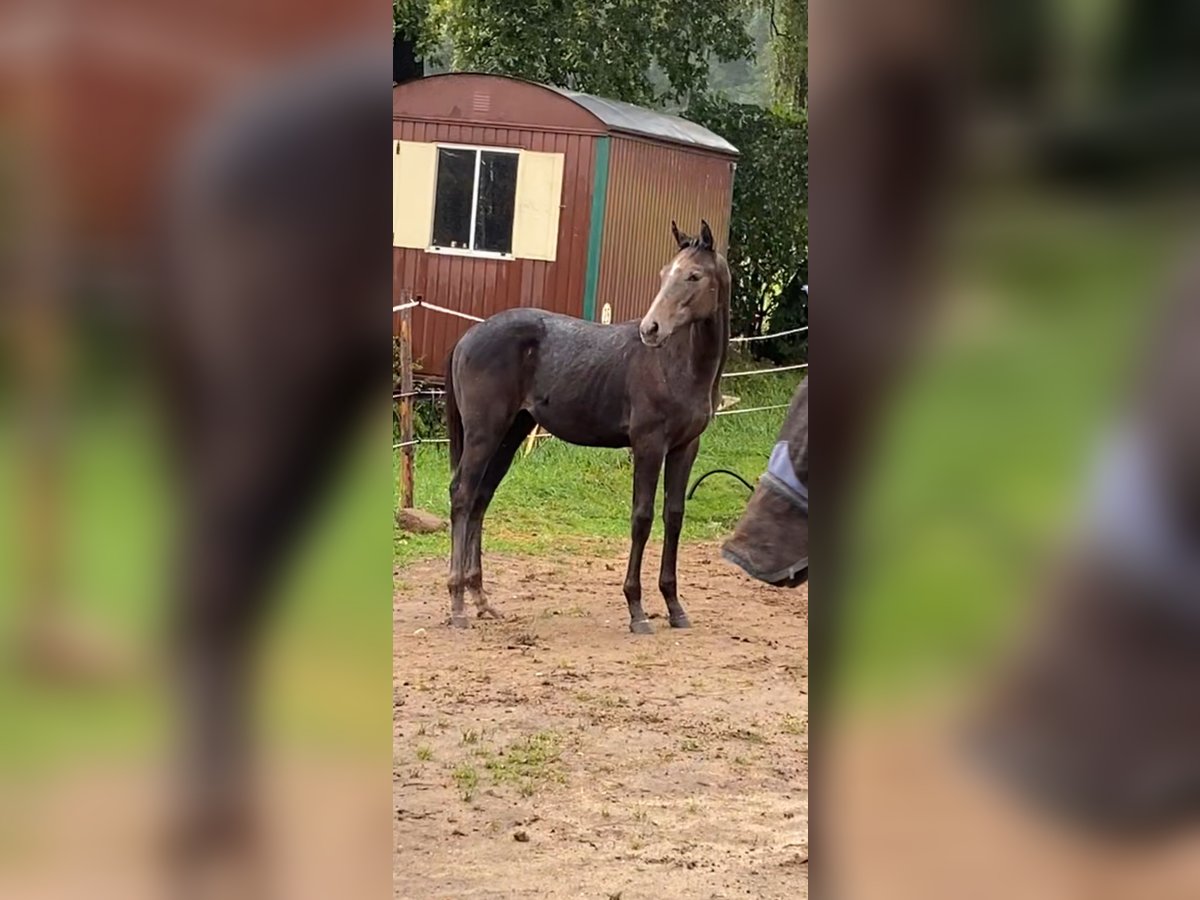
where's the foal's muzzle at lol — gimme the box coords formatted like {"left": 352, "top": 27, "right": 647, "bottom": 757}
{"left": 639, "top": 319, "right": 664, "bottom": 347}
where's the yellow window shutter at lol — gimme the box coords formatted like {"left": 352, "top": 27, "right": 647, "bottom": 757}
{"left": 393, "top": 140, "right": 437, "bottom": 249}
{"left": 511, "top": 150, "right": 564, "bottom": 261}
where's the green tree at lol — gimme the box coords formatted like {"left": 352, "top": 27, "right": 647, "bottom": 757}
{"left": 733, "top": 0, "right": 806, "bottom": 359}
{"left": 394, "top": 0, "right": 432, "bottom": 48}
{"left": 687, "top": 97, "right": 807, "bottom": 350}
{"left": 762, "top": 0, "right": 806, "bottom": 115}
{"left": 398, "top": 0, "right": 808, "bottom": 360}
{"left": 423, "top": 0, "right": 753, "bottom": 106}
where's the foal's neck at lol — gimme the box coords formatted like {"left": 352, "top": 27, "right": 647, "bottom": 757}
{"left": 668, "top": 283, "right": 729, "bottom": 396}
{"left": 680, "top": 312, "right": 725, "bottom": 383}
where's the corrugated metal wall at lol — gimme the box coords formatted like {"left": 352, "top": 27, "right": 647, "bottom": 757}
{"left": 392, "top": 120, "right": 598, "bottom": 375}
{"left": 596, "top": 136, "right": 735, "bottom": 324}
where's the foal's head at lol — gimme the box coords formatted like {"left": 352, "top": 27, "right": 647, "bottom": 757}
{"left": 639, "top": 220, "right": 724, "bottom": 348}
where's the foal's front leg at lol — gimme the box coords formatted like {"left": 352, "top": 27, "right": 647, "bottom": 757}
{"left": 660, "top": 438, "right": 700, "bottom": 628}
{"left": 624, "top": 447, "right": 664, "bottom": 634}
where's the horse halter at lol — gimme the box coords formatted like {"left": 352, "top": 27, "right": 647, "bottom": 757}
{"left": 1085, "top": 425, "right": 1200, "bottom": 621}
{"left": 763, "top": 440, "right": 809, "bottom": 517}
{"left": 757, "top": 439, "right": 809, "bottom": 586}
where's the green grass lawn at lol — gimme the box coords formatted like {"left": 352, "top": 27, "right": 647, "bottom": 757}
{"left": 393, "top": 367, "right": 801, "bottom": 568}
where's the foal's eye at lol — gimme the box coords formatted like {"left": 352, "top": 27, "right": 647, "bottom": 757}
{"left": 686, "top": 272, "right": 701, "bottom": 282}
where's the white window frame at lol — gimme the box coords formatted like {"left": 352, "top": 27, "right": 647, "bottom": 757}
{"left": 428, "top": 143, "right": 521, "bottom": 259}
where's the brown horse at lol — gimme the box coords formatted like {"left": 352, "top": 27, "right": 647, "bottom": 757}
{"left": 445, "top": 220, "right": 730, "bottom": 633}
{"left": 722, "top": 379, "right": 809, "bottom": 588}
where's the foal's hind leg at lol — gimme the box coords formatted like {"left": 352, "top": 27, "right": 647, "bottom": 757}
{"left": 465, "top": 412, "right": 536, "bottom": 618}
{"left": 660, "top": 438, "right": 700, "bottom": 628}
{"left": 624, "top": 445, "right": 665, "bottom": 634}
{"left": 449, "top": 439, "right": 495, "bottom": 628}
{"left": 449, "top": 404, "right": 520, "bottom": 626}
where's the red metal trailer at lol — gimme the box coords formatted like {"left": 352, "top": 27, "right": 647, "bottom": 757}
{"left": 392, "top": 73, "right": 738, "bottom": 376}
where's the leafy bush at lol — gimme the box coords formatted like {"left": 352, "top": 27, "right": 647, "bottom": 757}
{"left": 393, "top": 336, "right": 447, "bottom": 441}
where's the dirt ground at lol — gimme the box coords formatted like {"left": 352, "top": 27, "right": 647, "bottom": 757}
{"left": 825, "top": 712, "right": 1200, "bottom": 900}
{"left": 393, "top": 541, "right": 809, "bottom": 900}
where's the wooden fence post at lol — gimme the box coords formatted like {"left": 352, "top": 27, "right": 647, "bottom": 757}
{"left": 399, "top": 295, "right": 415, "bottom": 509}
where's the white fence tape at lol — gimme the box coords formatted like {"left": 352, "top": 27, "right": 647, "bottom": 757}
{"left": 729, "top": 325, "right": 808, "bottom": 343}
{"left": 397, "top": 299, "right": 805, "bottom": 343}
{"left": 418, "top": 299, "right": 484, "bottom": 322}
{"left": 391, "top": 297, "right": 484, "bottom": 322}
{"left": 392, "top": 437, "right": 450, "bottom": 450}
{"left": 714, "top": 403, "right": 791, "bottom": 417}
{"left": 396, "top": 301, "right": 808, "bottom": 384}
{"left": 721, "top": 362, "right": 807, "bottom": 379}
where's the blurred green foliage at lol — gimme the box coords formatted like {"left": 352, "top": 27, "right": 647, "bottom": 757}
{"left": 839, "top": 188, "right": 1183, "bottom": 703}
{"left": 0, "top": 406, "right": 391, "bottom": 768}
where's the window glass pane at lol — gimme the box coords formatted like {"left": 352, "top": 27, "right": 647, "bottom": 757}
{"left": 474, "top": 151, "right": 518, "bottom": 254}
{"left": 431, "top": 148, "right": 475, "bottom": 249}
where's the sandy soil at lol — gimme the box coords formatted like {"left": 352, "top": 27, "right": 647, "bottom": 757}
{"left": 393, "top": 541, "right": 809, "bottom": 900}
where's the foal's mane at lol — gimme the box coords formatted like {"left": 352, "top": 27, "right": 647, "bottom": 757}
{"left": 676, "top": 239, "right": 721, "bottom": 263}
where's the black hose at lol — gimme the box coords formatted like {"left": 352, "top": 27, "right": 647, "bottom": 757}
{"left": 687, "top": 468, "right": 755, "bottom": 500}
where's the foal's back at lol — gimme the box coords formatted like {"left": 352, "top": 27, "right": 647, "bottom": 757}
{"left": 452, "top": 308, "right": 644, "bottom": 448}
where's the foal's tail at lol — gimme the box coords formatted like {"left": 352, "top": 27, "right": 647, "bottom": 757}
{"left": 445, "top": 349, "right": 464, "bottom": 472}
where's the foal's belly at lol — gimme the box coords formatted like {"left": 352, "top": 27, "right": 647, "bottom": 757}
{"left": 529, "top": 400, "right": 630, "bottom": 448}
{"left": 528, "top": 393, "right": 712, "bottom": 451}
{"left": 523, "top": 381, "right": 633, "bottom": 451}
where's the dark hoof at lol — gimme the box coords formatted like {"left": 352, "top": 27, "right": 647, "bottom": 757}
{"left": 476, "top": 605, "right": 505, "bottom": 620}
{"left": 450, "top": 615, "right": 470, "bottom": 629}
{"left": 669, "top": 615, "right": 692, "bottom": 629}
{"left": 629, "top": 618, "right": 654, "bottom": 635}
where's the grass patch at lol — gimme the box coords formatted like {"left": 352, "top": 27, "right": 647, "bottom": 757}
{"left": 725, "top": 728, "right": 767, "bottom": 744}
{"left": 780, "top": 713, "right": 806, "bottom": 736}
{"left": 512, "top": 629, "right": 538, "bottom": 647}
{"left": 574, "top": 690, "right": 625, "bottom": 709}
{"left": 452, "top": 763, "right": 479, "bottom": 801}
{"left": 537, "top": 604, "right": 589, "bottom": 619}
{"left": 416, "top": 745, "right": 433, "bottom": 762}
{"left": 481, "top": 730, "right": 566, "bottom": 796}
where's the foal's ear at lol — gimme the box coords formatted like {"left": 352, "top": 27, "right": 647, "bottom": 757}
{"left": 671, "top": 220, "right": 691, "bottom": 250}
{"left": 699, "top": 219, "right": 715, "bottom": 251}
